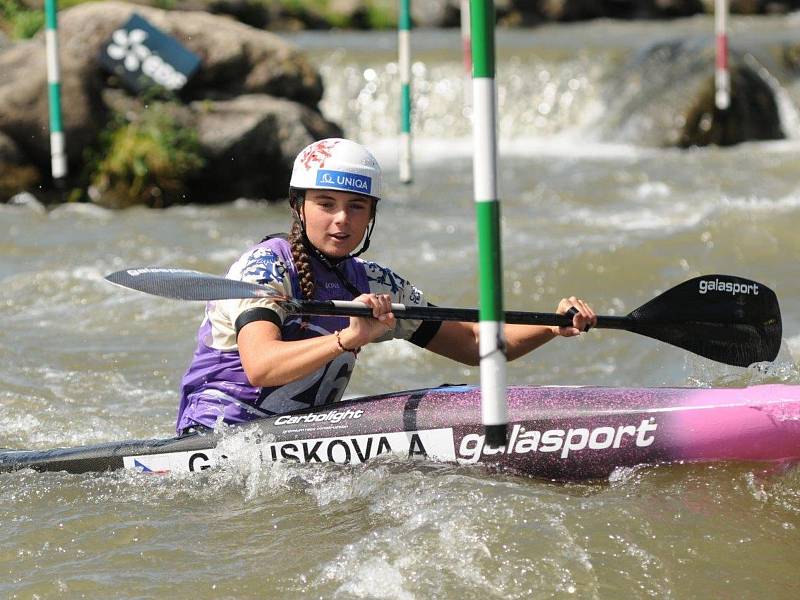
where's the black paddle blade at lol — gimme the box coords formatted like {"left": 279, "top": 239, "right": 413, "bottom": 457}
{"left": 105, "top": 268, "right": 281, "bottom": 301}
{"left": 626, "top": 274, "right": 782, "bottom": 367}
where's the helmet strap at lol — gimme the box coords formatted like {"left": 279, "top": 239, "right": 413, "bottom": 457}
{"left": 349, "top": 211, "right": 376, "bottom": 258}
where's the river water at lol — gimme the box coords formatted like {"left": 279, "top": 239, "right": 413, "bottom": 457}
{"left": 2, "top": 16, "right": 800, "bottom": 599}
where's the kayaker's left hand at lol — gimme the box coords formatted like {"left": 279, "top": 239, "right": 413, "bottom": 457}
{"left": 554, "top": 297, "right": 596, "bottom": 337}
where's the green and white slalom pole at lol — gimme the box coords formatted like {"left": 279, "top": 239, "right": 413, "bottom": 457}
{"left": 471, "top": 0, "right": 507, "bottom": 448}
{"left": 398, "top": 0, "right": 412, "bottom": 183}
{"left": 714, "top": 0, "right": 730, "bottom": 110}
{"left": 44, "top": 0, "right": 68, "bottom": 183}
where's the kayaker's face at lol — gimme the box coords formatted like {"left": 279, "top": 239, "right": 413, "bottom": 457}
{"left": 302, "top": 189, "right": 374, "bottom": 258}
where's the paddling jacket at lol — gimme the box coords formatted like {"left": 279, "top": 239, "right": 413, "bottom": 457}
{"left": 176, "top": 236, "right": 440, "bottom": 433}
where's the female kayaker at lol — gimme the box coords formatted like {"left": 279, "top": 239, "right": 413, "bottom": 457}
{"left": 176, "top": 138, "right": 596, "bottom": 434}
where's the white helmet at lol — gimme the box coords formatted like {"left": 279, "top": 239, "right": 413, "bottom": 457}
{"left": 289, "top": 138, "right": 382, "bottom": 200}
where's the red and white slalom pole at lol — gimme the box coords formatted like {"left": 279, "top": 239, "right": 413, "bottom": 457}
{"left": 715, "top": 0, "right": 730, "bottom": 110}
{"left": 461, "top": 0, "right": 472, "bottom": 106}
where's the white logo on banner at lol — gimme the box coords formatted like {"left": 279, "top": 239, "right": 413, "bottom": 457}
{"left": 106, "top": 27, "right": 188, "bottom": 90}
{"left": 107, "top": 28, "right": 150, "bottom": 71}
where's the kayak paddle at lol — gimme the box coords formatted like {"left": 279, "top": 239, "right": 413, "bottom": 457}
{"left": 105, "top": 268, "right": 782, "bottom": 368}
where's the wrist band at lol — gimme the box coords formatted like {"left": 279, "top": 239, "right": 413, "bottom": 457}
{"left": 335, "top": 330, "right": 360, "bottom": 357}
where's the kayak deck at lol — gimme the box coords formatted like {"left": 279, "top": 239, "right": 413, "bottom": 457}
{"left": 2, "top": 384, "right": 799, "bottom": 479}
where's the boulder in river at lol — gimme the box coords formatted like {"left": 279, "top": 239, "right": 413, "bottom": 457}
{"left": 679, "top": 63, "right": 783, "bottom": 147}
{"left": 597, "top": 37, "right": 784, "bottom": 147}
{"left": 190, "top": 94, "right": 343, "bottom": 203}
{"left": 0, "top": 130, "right": 41, "bottom": 202}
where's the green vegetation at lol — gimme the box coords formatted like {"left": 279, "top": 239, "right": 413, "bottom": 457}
{"left": 0, "top": 0, "right": 43, "bottom": 39}
{"left": 84, "top": 102, "right": 205, "bottom": 208}
{"left": 0, "top": 0, "right": 397, "bottom": 40}
{"left": 273, "top": 0, "right": 396, "bottom": 29}
{"left": 0, "top": 0, "right": 103, "bottom": 39}
{"left": 362, "top": 1, "right": 395, "bottom": 29}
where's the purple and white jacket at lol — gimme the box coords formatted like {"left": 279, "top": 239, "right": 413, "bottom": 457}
{"left": 176, "top": 237, "right": 439, "bottom": 433}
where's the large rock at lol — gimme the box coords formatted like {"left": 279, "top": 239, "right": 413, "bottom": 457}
{"left": 783, "top": 42, "right": 800, "bottom": 74}
{"left": 0, "top": 130, "right": 41, "bottom": 202}
{"left": 502, "top": 0, "right": 703, "bottom": 23}
{"left": 0, "top": 36, "right": 106, "bottom": 167}
{"left": 409, "top": 0, "right": 461, "bottom": 27}
{"left": 597, "top": 38, "right": 784, "bottom": 147}
{"left": 699, "top": 0, "right": 783, "bottom": 14}
{"left": 678, "top": 64, "right": 783, "bottom": 147}
{"left": 190, "top": 94, "right": 343, "bottom": 202}
{"left": 0, "top": 1, "right": 338, "bottom": 204}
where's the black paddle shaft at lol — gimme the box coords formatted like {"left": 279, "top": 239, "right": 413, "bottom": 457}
{"left": 105, "top": 269, "right": 781, "bottom": 367}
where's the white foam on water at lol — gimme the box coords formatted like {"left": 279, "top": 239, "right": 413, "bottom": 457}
{"left": 634, "top": 181, "right": 672, "bottom": 199}
{"left": 316, "top": 481, "right": 497, "bottom": 598}
{"left": 307, "top": 471, "right": 609, "bottom": 598}
{"left": 327, "top": 554, "right": 415, "bottom": 600}
{"left": 788, "top": 334, "right": 800, "bottom": 365}
{"left": 366, "top": 135, "right": 652, "bottom": 169}
{"left": 569, "top": 201, "right": 707, "bottom": 233}
{"left": 178, "top": 427, "right": 396, "bottom": 505}
{"left": 49, "top": 202, "right": 114, "bottom": 221}
{"left": 207, "top": 247, "right": 248, "bottom": 265}
{"left": 719, "top": 192, "right": 800, "bottom": 213}
{"left": 6, "top": 192, "right": 47, "bottom": 214}
{"left": 500, "top": 135, "right": 656, "bottom": 160}
{"left": 0, "top": 411, "right": 41, "bottom": 439}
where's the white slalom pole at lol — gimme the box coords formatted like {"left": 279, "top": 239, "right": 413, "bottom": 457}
{"left": 399, "top": 0, "right": 412, "bottom": 183}
{"left": 471, "top": 0, "right": 507, "bottom": 448}
{"left": 460, "top": 0, "right": 472, "bottom": 106}
{"left": 715, "top": 0, "right": 730, "bottom": 110}
{"left": 45, "top": 0, "right": 68, "bottom": 182}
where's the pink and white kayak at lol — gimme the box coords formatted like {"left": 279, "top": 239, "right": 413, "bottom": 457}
{"left": 2, "top": 384, "right": 799, "bottom": 480}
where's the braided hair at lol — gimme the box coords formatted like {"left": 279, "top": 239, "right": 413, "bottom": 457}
{"left": 288, "top": 188, "right": 315, "bottom": 301}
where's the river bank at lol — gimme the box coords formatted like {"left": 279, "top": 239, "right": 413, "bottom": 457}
{"left": 3, "top": 0, "right": 800, "bottom": 39}
{"left": 2, "top": 5, "right": 800, "bottom": 208}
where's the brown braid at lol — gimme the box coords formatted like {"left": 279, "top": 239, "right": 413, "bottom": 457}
{"left": 288, "top": 189, "right": 315, "bottom": 301}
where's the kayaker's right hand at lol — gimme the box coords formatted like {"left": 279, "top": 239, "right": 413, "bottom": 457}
{"left": 553, "top": 296, "right": 596, "bottom": 337}
{"left": 340, "top": 293, "right": 396, "bottom": 348}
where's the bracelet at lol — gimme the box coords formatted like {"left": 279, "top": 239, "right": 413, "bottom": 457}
{"left": 335, "top": 330, "right": 360, "bottom": 357}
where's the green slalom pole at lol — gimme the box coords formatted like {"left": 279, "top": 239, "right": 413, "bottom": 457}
{"left": 44, "top": 0, "right": 68, "bottom": 182}
{"left": 471, "top": 0, "right": 507, "bottom": 447}
{"left": 398, "top": 0, "right": 412, "bottom": 183}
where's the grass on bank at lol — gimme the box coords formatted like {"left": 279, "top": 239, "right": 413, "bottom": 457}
{"left": 0, "top": 0, "right": 43, "bottom": 39}
{"left": 0, "top": 0, "right": 100, "bottom": 39}
{"left": 83, "top": 101, "right": 205, "bottom": 208}
{"left": 0, "top": 0, "right": 397, "bottom": 39}
{"left": 278, "top": 0, "right": 395, "bottom": 29}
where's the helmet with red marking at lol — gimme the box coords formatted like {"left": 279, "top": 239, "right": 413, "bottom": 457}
{"left": 289, "top": 138, "right": 382, "bottom": 201}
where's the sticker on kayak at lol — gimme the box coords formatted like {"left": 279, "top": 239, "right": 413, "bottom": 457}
{"left": 457, "top": 420, "right": 659, "bottom": 463}
{"left": 122, "top": 428, "right": 457, "bottom": 473}
{"left": 123, "top": 449, "right": 226, "bottom": 473}
{"left": 263, "top": 428, "right": 455, "bottom": 463}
